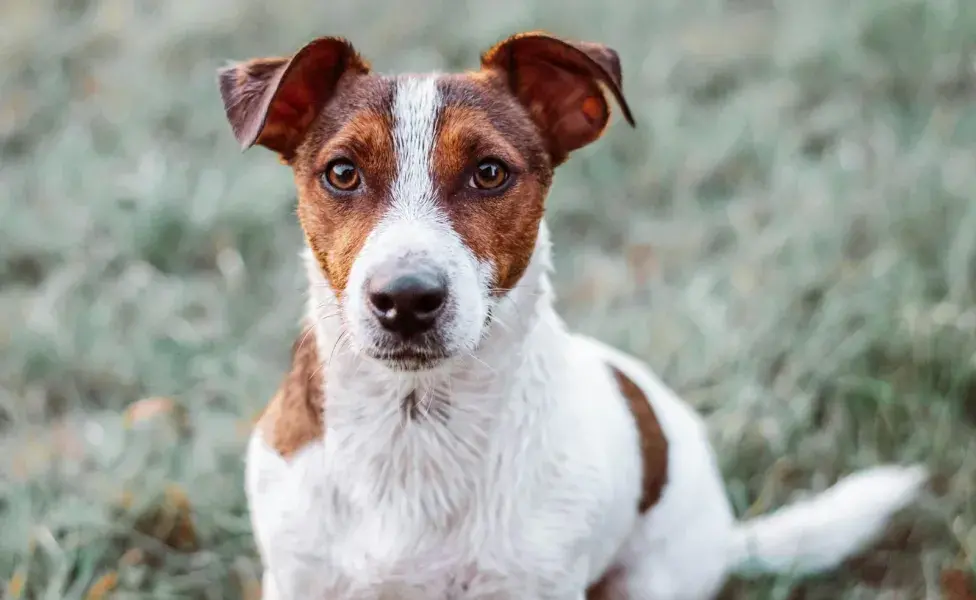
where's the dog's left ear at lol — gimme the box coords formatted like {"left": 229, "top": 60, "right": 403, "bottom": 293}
{"left": 481, "top": 32, "right": 635, "bottom": 165}
{"left": 217, "top": 37, "right": 370, "bottom": 161}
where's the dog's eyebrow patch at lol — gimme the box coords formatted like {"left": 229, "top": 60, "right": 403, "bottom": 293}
{"left": 300, "top": 108, "right": 396, "bottom": 296}
{"left": 609, "top": 364, "right": 669, "bottom": 513}
{"left": 294, "top": 75, "right": 399, "bottom": 297}
{"left": 437, "top": 73, "right": 550, "bottom": 176}
{"left": 432, "top": 105, "right": 525, "bottom": 187}
{"left": 313, "top": 109, "right": 395, "bottom": 175}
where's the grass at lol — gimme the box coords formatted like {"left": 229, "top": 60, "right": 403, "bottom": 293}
{"left": 1, "top": 0, "right": 975, "bottom": 597}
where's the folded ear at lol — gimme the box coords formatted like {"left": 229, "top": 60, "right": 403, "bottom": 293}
{"left": 217, "top": 37, "right": 370, "bottom": 160}
{"left": 481, "top": 32, "right": 635, "bottom": 165}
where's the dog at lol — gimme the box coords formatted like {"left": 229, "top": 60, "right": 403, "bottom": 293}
{"left": 216, "top": 31, "right": 928, "bottom": 600}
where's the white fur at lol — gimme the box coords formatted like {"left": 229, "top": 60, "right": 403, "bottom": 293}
{"left": 245, "top": 76, "right": 928, "bottom": 599}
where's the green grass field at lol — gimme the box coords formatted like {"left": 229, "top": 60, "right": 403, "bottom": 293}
{"left": 1, "top": 0, "right": 975, "bottom": 597}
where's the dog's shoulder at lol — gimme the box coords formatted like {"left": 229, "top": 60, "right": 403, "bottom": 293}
{"left": 255, "top": 325, "right": 326, "bottom": 460}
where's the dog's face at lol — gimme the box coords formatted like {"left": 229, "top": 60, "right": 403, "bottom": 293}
{"left": 218, "top": 33, "right": 633, "bottom": 371}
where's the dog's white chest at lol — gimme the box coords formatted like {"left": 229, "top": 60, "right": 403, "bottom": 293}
{"left": 245, "top": 388, "right": 627, "bottom": 600}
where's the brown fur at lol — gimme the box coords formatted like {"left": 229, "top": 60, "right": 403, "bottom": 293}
{"left": 431, "top": 81, "right": 551, "bottom": 292}
{"left": 480, "top": 31, "right": 635, "bottom": 166}
{"left": 611, "top": 365, "right": 669, "bottom": 513}
{"left": 217, "top": 37, "right": 370, "bottom": 160}
{"left": 256, "top": 327, "right": 325, "bottom": 459}
{"left": 295, "top": 97, "right": 396, "bottom": 296}
{"left": 585, "top": 566, "right": 623, "bottom": 600}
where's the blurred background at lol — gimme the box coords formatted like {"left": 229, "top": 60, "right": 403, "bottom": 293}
{"left": 1, "top": 0, "right": 975, "bottom": 597}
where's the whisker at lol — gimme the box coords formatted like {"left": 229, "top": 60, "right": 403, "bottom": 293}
{"left": 486, "top": 287, "right": 544, "bottom": 299}
{"left": 308, "top": 345, "right": 329, "bottom": 386}
{"left": 466, "top": 352, "right": 496, "bottom": 375}
{"left": 300, "top": 311, "right": 345, "bottom": 355}
{"left": 308, "top": 362, "right": 326, "bottom": 388}
{"left": 349, "top": 347, "right": 365, "bottom": 378}
{"left": 421, "top": 388, "right": 435, "bottom": 421}
{"left": 328, "top": 331, "right": 349, "bottom": 368}
{"left": 488, "top": 312, "right": 513, "bottom": 334}
{"left": 297, "top": 324, "right": 318, "bottom": 354}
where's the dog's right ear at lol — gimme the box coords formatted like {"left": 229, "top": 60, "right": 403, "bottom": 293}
{"left": 217, "top": 37, "right": 370, "bottom": 161}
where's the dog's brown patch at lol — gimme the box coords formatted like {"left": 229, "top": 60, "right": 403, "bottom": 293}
{"left": 294, "top": 89, "right": 397, "bottom": 295}
{"left": 585, "top": 566, "right": 624, "bottom": 600}
{"left": 584, "top": 367, "right": 669, "bottom": 598}
{"left": 610, "top": 365, "right": 669, "bottom": 513}
{"left": 431, "top": 84, "right": 550, "bottom": 292}
{"left": 256, "top": 327, "right": 325, "bottom": 459}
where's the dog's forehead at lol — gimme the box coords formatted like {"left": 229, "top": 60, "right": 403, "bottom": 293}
{"left": 308, "top": 75, "right": 397, "bottom": 142}
{"left": 313, "top": 70, "right": 536, "bottom": 149}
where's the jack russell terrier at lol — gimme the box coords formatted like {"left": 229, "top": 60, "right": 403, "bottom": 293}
{"left": 216, "top": 31, "right": 927, "bottom": 600}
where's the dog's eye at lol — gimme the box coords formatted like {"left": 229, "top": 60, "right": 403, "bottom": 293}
{"left": 322, "top": 159, "right": 361, "bottom": 192}
{"left": 469, "top": 159, "right": 510, "bottom": 191}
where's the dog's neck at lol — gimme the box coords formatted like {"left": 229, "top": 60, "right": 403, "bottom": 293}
{"left": 304, "top": 221, "right": 561, "bottom": 426}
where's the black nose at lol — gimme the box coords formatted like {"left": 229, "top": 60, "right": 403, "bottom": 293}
{"left": 367, "top": 270, "right": 448, "bottom": 337}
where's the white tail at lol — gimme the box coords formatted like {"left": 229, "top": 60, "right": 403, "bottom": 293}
{"left": 727, "top": 464, "right": 928, "bottom": 577}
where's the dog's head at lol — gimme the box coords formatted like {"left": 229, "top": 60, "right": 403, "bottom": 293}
{"left": 217, "top": 32, "right": 633, "bottom": 371}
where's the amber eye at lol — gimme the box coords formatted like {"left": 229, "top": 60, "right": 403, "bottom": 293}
{"left": 322, "top": 159, "right": 361, "bottom": 192}
{"left": 469, "top": 159, "right": 510, "bottom": 191}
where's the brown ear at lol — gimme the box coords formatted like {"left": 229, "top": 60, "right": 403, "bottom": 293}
{"left": 481, "top": 32, "right": 635, "bottom": 165}
{"left": 217, "top": 37, "right": 370, "bottom": 160}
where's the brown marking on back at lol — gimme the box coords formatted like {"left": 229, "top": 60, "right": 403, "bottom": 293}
{"left": 610, "top": 365, "right": 669, "bottom": 513}
{"left": 585, "top": 566, "right": 624, "bottom": 600}
{"left": 583, "top": 368, "right": 670, "bottom": 598}
{"left": 257, "top": 326, "right": 325, "bottom": 459}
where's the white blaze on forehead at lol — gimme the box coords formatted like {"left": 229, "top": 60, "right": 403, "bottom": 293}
{"left": 390, "top": 75, "right": 442, "bottom": 220}
{"left": 343, "top": 74, "right": 491, "bottom": 357}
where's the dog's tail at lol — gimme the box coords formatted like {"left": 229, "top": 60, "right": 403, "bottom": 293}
{"left": 726, "top": 464, "right": 927, "bottom": 577}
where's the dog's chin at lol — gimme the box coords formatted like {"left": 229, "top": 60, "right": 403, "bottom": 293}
{"left": 364, "top": 347, "right": 451, "bottom": 372}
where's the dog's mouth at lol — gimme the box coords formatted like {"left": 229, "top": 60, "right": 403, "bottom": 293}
{"left": 365, "top": 346, "right": 450, "bottom": 371}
